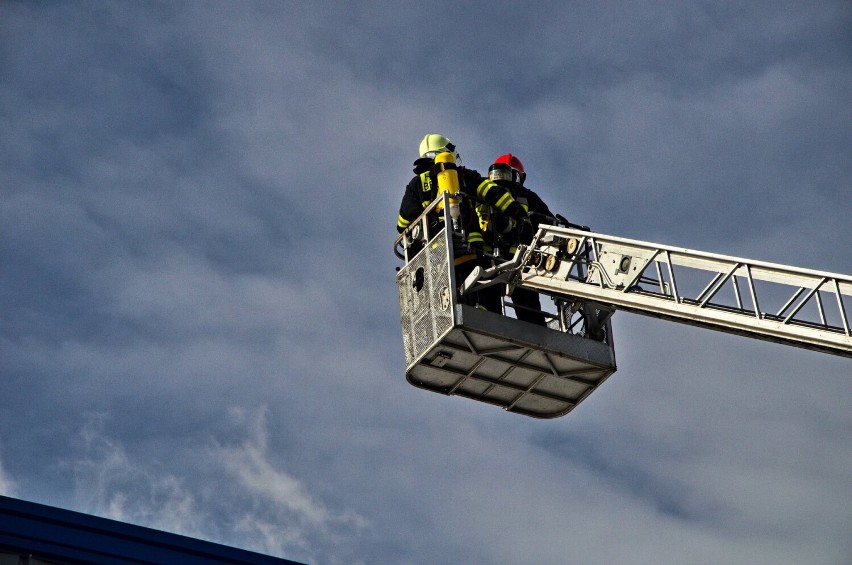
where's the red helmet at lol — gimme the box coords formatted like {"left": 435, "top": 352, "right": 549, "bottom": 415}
{"left": 492, "top": 153, "right": 525, "bottom": 184}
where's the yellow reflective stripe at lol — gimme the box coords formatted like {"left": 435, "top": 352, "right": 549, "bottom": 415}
{"left": 398, "top": 215, "right": 411, "bottom": 228}
{"left": 467, "top": 233, "right": 484, "bottom": 243}
{"left": 476, "top": 203, "right": 489, "bottom": 230}
{"left": 419, "top": 172, "right": 432, "bottom": 192}
{"left": 454, "top": 254, "right": 476, "bottom": 265}
{"left": 494, "top": 192, "right": 513, "bottom": 211}
{"left": 476, "top": 179, "right": 493, "bottom": 199}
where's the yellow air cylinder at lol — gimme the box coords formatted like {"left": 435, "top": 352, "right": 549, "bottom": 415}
{"left": 434, "top": 152, "right": 460, "bottom": 223}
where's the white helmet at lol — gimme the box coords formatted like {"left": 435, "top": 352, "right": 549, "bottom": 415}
{"left": 418, "top": 134, "right": 460, "bottom": 163}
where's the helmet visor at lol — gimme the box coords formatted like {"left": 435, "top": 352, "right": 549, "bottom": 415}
{"left": 488, "top": 163, "right": 513, "bottom": 182}
{"left": 423, "top": 145, "right": 460, "bottom": 164}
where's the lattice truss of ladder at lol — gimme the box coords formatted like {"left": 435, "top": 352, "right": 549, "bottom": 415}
{"left": 519, "top": 226, "right": 852, "bottom": 358}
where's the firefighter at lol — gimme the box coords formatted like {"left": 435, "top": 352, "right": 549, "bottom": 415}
{"left": 485, "top": 153, "right": 555, "bottom": 326}
{"left": 397, "top": 134, "right": 529, "bottom": 312}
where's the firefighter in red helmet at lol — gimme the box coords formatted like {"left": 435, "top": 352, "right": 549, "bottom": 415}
{"left": 484, "top": 153, "right": 556, "bottom": 326}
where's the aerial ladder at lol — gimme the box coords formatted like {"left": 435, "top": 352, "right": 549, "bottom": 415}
{"left": 394, "top": 193, "right": 851, "bottom": 419}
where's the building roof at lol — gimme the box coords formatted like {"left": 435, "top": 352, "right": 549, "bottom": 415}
{"left": 0, "top": 495, "right": 305, "bottom": 565}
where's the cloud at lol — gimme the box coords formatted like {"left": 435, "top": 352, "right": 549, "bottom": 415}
{"left": 1, "top": 2, "right": 850, "bottom": 564}
{"left": 69, "top": 413, "right": 204, "bottom": 538}
{"left": 0, "top": 455, "right": 17, "bottom": 498}
{"left": 64, "top": 409, "right": 367, "bottom": 563}
{"left": 215, "top": 408, "right": 369, "bottom": 562}
{"left": 221, "top": 416, "right": 326, "bottom": 526}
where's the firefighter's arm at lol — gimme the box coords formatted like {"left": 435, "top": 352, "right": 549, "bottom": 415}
{"left": 397, "top": 179, "right": 424, "bottom": 233}
{"left": 464, "top": 170, "right": 527, "bottom": 223}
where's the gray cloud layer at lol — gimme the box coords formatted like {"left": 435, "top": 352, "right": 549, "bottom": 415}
{"left": 2, "top": 2, "right": 850, "bottom": 564}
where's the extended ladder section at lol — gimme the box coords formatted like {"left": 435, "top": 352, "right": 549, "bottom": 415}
{"left": 395, "top": 194, "right": 849, "bottom": 419}
{"left": 513, "top": 226, "right": 852, "bottom": 358}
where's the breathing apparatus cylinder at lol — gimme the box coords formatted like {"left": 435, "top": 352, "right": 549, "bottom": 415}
{"left": 434, "top": 152, "right": 461, "bottom": 227}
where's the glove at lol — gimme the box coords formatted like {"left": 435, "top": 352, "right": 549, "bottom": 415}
{"left": 518, "top": 217, "right": 534, "bottom": 244}
{"left": 492, "top": 215, "right": 516, "bottom": 235}
{"left": 506, "top": 201, "right": 526, "bottom": 224}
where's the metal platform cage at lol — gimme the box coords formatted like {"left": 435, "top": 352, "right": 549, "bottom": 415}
{"left": 396, "top": 206, "right": 617, "bottom": 419}
{"left": 397, "top": 226, "right": 457, "bottom": 367}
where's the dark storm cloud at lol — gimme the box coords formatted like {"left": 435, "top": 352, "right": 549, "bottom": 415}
{"left": 1, "top": 2, "right": 850, "bottom": 564}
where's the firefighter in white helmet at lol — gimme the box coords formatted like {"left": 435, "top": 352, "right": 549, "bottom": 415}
{"left": 397, "top": 134, "right": 528, "bottom": 311}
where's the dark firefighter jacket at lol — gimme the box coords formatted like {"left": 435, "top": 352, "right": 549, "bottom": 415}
{"left": 397, "top": 160, "right": 527, "bottom": 265}
{"left": 480, "top": 180, "right": 555, "bottom": 255}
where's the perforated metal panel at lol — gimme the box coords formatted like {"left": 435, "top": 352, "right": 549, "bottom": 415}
{"left": 397, "top": 230, "right": 457, "bottom": 366}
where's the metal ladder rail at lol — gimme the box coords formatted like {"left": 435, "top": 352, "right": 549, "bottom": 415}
{"left": 517, "top": 226, "right": 852, "bottom": 358}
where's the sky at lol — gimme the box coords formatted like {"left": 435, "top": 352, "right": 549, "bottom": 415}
{"left": 1, "top": 2, "right": 850, "bottom": 564}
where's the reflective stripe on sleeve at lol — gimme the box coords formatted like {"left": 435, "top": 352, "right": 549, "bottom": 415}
{"left": 494, "top": 192, "right": 513, "bottom": 211}
{"left": 476, "top": 179, "right": 494, "bottom": 199}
